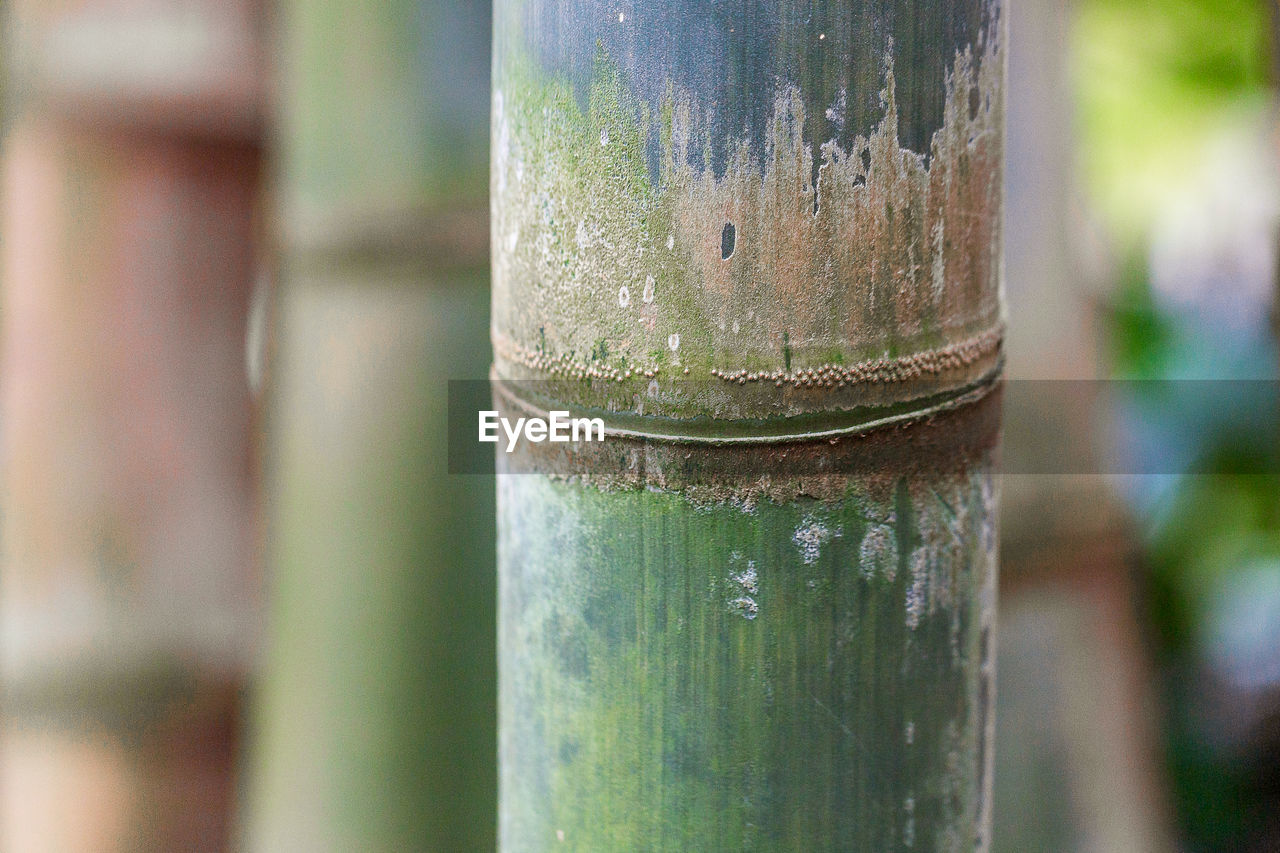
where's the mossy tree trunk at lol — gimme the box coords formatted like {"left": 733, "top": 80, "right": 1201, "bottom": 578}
{"left": 492, "top": 1, "right": 1005, "bottom": 849}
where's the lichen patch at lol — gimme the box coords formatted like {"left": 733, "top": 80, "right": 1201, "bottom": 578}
{"left": 492, "top": 32, "right": 1003, "bottom": 420}
{"left": 793, "top": 519, "right": 839, "bottom": 565}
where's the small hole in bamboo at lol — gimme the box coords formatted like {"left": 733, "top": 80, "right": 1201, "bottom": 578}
{"left": 721, "top": 222, "right": 735, "bottom": 259}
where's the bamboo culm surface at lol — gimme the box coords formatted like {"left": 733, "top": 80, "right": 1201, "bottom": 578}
{"left": 493, "top": 0, "right": 1005, "bottom": 849}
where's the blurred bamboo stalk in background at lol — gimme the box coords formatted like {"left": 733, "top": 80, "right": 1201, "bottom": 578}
{"left": 0, "top": 1, "right": 265, "bottom": 849}
{"left": 493, "top": 1, "right": 1003, "bottom": 848}
{"left": 994, "top": 0, "right": 1174, "bottom": 849}
{"left": 242, "top": 0, "right": 495, "bottom": 849}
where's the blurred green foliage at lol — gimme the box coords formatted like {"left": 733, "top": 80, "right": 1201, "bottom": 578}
{"left": 1106, "top": 254, "right": 1178, "bottom": 378}
{"left": 1145, "top": 469, "right": 1280, "bottom": 849}
{"left": 1075, "top": 0, "right": 1279, "bottom": 848}
{"left": 1075, "top": 0, "right": 1272, "bottom": 240}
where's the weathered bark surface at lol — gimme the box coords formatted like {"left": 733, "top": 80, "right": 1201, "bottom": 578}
{"left": 0, "top": 2, "right": 263, "bottom": 849}
{"left": 492, "top": 0, "right": 1003, "bottom": 426}
{"left": 243, "top": 0, "right": 495, "bottom": 848}
{"left": 493, "top": 1, "right": 1004, "bottom": 849}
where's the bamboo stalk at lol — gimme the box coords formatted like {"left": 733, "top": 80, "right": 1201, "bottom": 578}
{"left": 994, "top": 0, "right": 1173, "bottom": 849}
{"left": 242, "top": 0, "right": 495, "bottom": 848}
{"left": 492, "top": 1, "right": 1005, "bottom": 848}
{"left": 0, "top": 2, "right": 264, "bottom": 848}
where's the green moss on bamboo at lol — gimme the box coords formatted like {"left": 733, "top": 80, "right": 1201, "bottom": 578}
{"left": 492, "top": 36, "right": 1002, "bottom": 421}
{"left": 498, "top": 460, "right": 997, "bottom": 850}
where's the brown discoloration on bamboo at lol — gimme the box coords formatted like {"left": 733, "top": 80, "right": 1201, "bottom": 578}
{"left": 492, "top": 34, "right": 1003, "bottom": 421}
{"left": 667, "top": 46, "right": 1000, "bottom": 355}
{"left": 494, "top": 324, "right": 1000, "bottom": 386}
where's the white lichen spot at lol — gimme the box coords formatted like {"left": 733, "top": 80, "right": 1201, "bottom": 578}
{"left": 825, "top": 87, "right": 847, "bottom": 130}
{"left": 618, "top": 285, "right": 630, "bottom": 307}
{"left": 903, "top": 796, "right": 916, "bottom": 847}
{"left": 930, "top": 219, "right": 946, "bottom": 300}
{"left": 643, "top": 275, "right": 655, "bottom": 303}
{"left": 731, "top": 560, "right": 758, "bottom": 595}
{"left": 728, "top": 555, "right": 760, "bottom": 619}
{"left": 493, "top": 90, "right": 510, "bottom": 197}
{"left": 600, "top": 127, "right": 610, "bottom": 146}
{"left": 859, "top": 524, "right": 897, "bottom": 581}
{"left": 905, "top": 547, "right": 928, "bottom": 629}
{"left": 667, "top": 333, "right": 680, "bottom": 351}
{"left": 979, "top": 469, "right": 999, "bottom": 555}
{"left": 793, "top": 520, "right": 837, "bottom": 565}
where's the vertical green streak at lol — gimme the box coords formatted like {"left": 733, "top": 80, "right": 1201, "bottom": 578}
{"left": 499, "top": 463, "right": 997, "bottom": 851}
{"left": 248, "top": 274, "right": 494, "bottom": 850}
{"left": 245, "top": 0, "right": 494, "bottom": 848}
{"left": 281, "top": 0, "right": 489, "bottom": 234}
